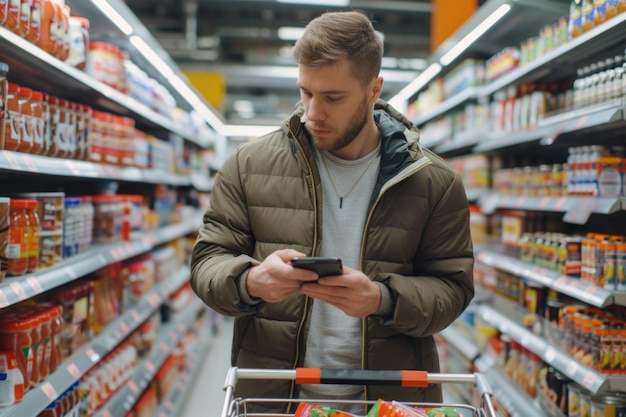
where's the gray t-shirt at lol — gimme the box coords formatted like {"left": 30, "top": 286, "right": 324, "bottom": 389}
{"left": 301, "top": 143, "right": 381, "bottom": 404}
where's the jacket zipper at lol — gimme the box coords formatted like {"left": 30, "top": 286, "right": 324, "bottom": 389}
{"left": 287, "top": 128, "right": 319, "bottom": 412}
{"left": 360, "top": 155, "right": 432, "bottom": 400}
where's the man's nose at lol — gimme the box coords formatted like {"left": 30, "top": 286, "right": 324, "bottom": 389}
{"left": 306, "top": 97, "right": 326, "bottom": 122}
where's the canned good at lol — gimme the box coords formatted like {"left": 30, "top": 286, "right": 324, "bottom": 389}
{"left": 590, "top": 393, "right": 626, "bottom": 417}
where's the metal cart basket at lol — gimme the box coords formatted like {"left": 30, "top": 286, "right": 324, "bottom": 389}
{"left": 220, "top": 367, "right": 496, "bottom": 417}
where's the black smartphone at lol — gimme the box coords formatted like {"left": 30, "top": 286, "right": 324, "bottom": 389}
{"left": 291, "top": 257, "right": 343, "bottom": 277}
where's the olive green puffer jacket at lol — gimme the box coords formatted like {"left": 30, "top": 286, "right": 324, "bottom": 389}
{"left": 190, "top": 99, "right": 474, "bottom": 413}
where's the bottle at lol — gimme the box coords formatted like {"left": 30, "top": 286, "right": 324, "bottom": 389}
{"left": 4, "top": 82, "right": 22, "bottom": 152}
{"left": 7, "top": 199, "right": 31, "bottom": 276}
{"left": 35, "top": 0, "right": 58, "bottom": 55}
{"left": 16, "top": 87, "right": 33, "bottom": 154}
{"left": 581, "top": 0, "right": 596, "bottom": 32}
{"left": 568, "top": 0, "right": 583, "bottom": 39}
{"left": 25, "top": 0, "right": 41, "bottom": 44}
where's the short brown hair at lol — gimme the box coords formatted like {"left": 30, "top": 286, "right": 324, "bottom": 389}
{"left": 292, "top": 10, "right": 384, "bottom": 85}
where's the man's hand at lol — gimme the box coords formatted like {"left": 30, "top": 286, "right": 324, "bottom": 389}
{"left": 299, "top": 266, "right": 381, "bottom": 318}
{"left": 246, "top": 249, "right": 318, "bottom": 303}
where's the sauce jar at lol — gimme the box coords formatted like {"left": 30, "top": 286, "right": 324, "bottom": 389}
{"left": 36, "top": 0, "right": 57, "bottom": 55}
{"left": 0, "top": 313, "right": 34, "bottom": 392}
{"left": 17, "top": 0, "right": 30, "bottom": 38}
{"left": 4, "top": 82, "right": 21, "bottom": 152}
{"left": 25, "top": 199, "right": 40, "bottom": 273}
{"left": 25, "top": 0, "right": 41, "bottom": 44}
{"left": 7, "top": 199, "right": 33, "bottom": 276}
{"left": 0, "top": 62, "right": 8, "bottom": 150}
{"left": 67, "top": 16, "right": 89, "bottom": 69}
{"left": 30, "top": 90, "right": 45, "bottom": 155}
{"left": 46, "top": 95, "right": 60, "bottom": 158}
{"left": 5, "top": 0, "right": 20, "bottom": 33}
{"left": 0, "top": 1, "right": 8, "bottom": 26}
{"left": 17, "top": 87, "right": 34, "bottom": 154}
{"left": 0, "top": 197, "right": 9, "bottom": 282}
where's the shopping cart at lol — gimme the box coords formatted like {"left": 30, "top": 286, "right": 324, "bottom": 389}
{"left": 220, "top": 367, "right": 496, "bottom": 417}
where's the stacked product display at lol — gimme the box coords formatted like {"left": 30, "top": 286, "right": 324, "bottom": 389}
{"left": 408, "top": 1, "right": 626, "bottom": 416}
{"left": 0, "top": 1, "right": 219, "bottom": 417}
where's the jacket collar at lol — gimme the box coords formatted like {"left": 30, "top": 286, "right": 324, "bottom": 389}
{"left": 283, "top": 99, "right": 425, "bottom": 166}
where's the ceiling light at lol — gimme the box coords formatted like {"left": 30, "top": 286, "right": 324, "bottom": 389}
{"left": 169, "top": 75, "right": 226, "bottom": 135}
{"left": 278, "top": 27, "right": 305, "bottom": 41}
{"left": 276, "top": 0, "right": 350, "bottom": 6}
{"left": 220, "top": 124, "right": 278, "bottom": 138}
{"left": 439, "top": 4, "right": 511, "bottom": 67}
{"left": 130, "top": 35, "right": 175, "bottom": 79}
{"left": 91, "top": 0, "right": 133, "bottom": 35}
{"left": 392, "top": 62, "right": 442, "bottom": 101}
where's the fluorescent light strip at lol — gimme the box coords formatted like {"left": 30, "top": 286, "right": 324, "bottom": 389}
{"left": 169, "top": 75, "right": 226, "bottom": 134}
{"left": 129, "top": 35, "right": 176, "bottom": 79}
{"left": 276, "top": 0, "right": 349, "bottom": 5}
{"left": 392, "top": 62, "right": 442, "bottom": 101}
{"left": 91, "top": 0, "right": 133, "bottom": 35}
{"left": 439, "top": 4, "right": 512, "bottom": 67}
{"left": 220, "top": 124, "right": 278, "bottom": 138}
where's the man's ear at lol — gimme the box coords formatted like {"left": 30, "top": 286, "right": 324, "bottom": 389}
{"left": 369, "top": 77, "right": 384, "bottom": 103}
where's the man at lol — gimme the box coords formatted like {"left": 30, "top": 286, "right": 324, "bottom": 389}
{"left": 191, "top": 10, "right": 474, "bottom": 414}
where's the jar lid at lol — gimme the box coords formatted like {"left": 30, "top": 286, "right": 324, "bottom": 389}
{"left": 0, "top": 62, "right": 8, "bottom": 74}
{"left": 10, "top": 199, "right": 37, "bottom": 209}
{"left": 0, "top": 197, "right": 10, "bottom": 203}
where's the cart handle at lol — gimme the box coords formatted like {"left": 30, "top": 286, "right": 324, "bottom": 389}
{"left": 231, "top": 368, "right": 479, "bottom": 388}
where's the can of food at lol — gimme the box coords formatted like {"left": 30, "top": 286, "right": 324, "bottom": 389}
{"left": 590, "top": 392, "right": 626, "bottom": 417}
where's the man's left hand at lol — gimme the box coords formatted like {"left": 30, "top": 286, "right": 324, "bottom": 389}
{"left": 299, "top": 266, "right": 381, "bottom": 318}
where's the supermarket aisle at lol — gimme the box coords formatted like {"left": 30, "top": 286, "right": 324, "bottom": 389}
{"left": 180, "top": 314, "right": 234, "bottom": 417}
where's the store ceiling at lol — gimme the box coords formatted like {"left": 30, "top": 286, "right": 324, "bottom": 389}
{"left": 124, "top": 0, "right": 437, "bottom": 126}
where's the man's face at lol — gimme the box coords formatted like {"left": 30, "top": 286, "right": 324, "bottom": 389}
{"left": 297, "top": 59, "right": 374, "bottom": 153}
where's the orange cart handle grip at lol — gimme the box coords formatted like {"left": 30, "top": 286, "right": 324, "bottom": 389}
{"left": 295, "top": 368, "right": 428, "bottom": 388}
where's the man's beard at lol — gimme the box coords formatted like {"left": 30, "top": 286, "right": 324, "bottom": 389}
{"left": 308, "top": 97, "right": 369, "bottom": 153}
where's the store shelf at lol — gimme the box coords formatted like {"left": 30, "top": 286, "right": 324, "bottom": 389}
{"left": 150, "top": 321, "right": 213, "bottom": 417}
{"left": 0, "top": 26, "right": 210, "bottom": 148}
{"left": 479, "top": 12, "right": 626, "bottom": 99}
{"left": 475, "top": 297, "right": 626, "bottom": 394}
{"left": 439, "top": 326, "right": 480, "bottom": 363}
{"left": 412, "top": 9, "right": 626, "bottom": 128}
{"left": 93, "top": 300, "right": 205, "bottom": 417}
{"left": 475, "top": 249, "right": 626, "bottom": 308}
{"left": 0, "top": 267, "right": 192, "bottom": 417}
{"left": 434, "top": 131, "right": 484, "bottom": 156}
{"left": 414, "top": 87, "right": 480, "bottom": 127}
{"left": 474, "top": 355, "right": 549, "bottom": 417}
{"left": 465, "top": 188, "right": 490, "bottom": 203}
{"left": 474, "top": 99, "right": 626, "bottom": 153}
{"left": 0, "top": 151, "right": 192, "bottom": 186}
{"left": 478, "top": 193, "right": 624, "bottom": 224}
{"left": 0, "top": 213, "right": 203, "bottom": 309}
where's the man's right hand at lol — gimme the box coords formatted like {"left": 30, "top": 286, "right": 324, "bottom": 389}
{"left": 246, "top": 249, "right": 318, "bottom": 302}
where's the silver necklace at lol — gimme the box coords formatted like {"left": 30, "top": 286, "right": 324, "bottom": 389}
{"left": 320, "top": 152, "right": 377, "bottom": 208}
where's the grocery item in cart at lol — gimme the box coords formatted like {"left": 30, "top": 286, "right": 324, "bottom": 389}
{"left": 295, "top": 403, "right": 359, "bottom": 416}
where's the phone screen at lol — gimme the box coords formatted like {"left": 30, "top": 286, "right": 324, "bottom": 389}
{"left": 291, "top": 257, "right": 343, "bottom": 277}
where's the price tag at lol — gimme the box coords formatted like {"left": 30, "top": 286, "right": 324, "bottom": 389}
{"left": 119, "top": 321, "right": 129, "bottom": 333}
{"left": 4, "top": 152, "right": 22, "bottom": 170}
{"left": 128, "top": 380, "right": 139, "bottom": 394}
{"left": 538, "top": 197, "right": 550, "bottom": 210}
{"left": 169, "top": 332, "right": 178, "bottom": 342}
{"left": 563, "top": 198, "right": 594, "bottom": 225}
{"left": 26, "top": 277, "right": 43, "bottom": 294}
{"left": 102, "top": 410, "right": 113, "bottom": 417}
{"left": 515, "top": 196, "right": 526, "bottom": 209}
{"left": 66, "top": 363, "right": 80, "bottom": 379}
{"left": 148, "top": 293, "right": 162, "bottom": 307}
{"left": 86, "top": 348, "right": 100, "bottom": 363}
{"left": 566, "top": 361, "right": 579, "bottom": 377}
{"left": 160, "top": 342, "right": 169, "bottom": 353}
{"left": 582, "top": 371, "right": 597, "bottom": 390}
{"left": 9, "top": 282, "right": 28, "bottom": 300}
{"left": 21, "top": 155, "right": 38, "bottom": 173}
{"left": 555, "top": 197, "right": 567, "bottom": 211}
{"left": 41, "top": 382, "right": 58, "bottom": 401}
{"left": 165, "top": 400, "right": 174, "bottom": 410}
{"left": 159, "top": 412, "right": 168, "bottom": 417}
{"left": 0, "top": 289, "right": 9, "bottom": 308}
{"left": 131, "top": 310, "right": 141, "bottom": 321}
{"left": 176, "top": 322, "right": 185, "bottom": 332}
{"left": 146, "top": 360, "right": 155, "bottom": 373}
{"left": 574, "top": 115, "right": 589, "bottom": 130}
{"left": 545, "top": 347, "right": 556, "bottom": 362}
{"left": 176, "top": 380, "right": 185, "bottom": 391}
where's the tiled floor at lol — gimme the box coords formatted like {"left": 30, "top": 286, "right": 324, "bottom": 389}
{"left": 179, "top": 314, "right": 234, "bottom": 417}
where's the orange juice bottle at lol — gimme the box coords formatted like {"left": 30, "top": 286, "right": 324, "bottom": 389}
{"left": 581, "top": 0, "right": 595, "bottom": 32}
{"left": 568, "top": 0, "right": 583, "bottom": 38}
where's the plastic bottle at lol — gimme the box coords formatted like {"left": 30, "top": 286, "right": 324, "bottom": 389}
{"left": 30, "top": 90, "right": 46, "bottom": 155}
{"left": 67, "top": 16, "right": 89, "bottom": 69}
{"left": 581, "top": 0, "right": 596, "bottom": 32}
{"left": 568, "top": 0, "right": 583, "bottom": 39}
{"left": 35, "top": 0, "right": 57, "bottom": 55}
{"left": 5, "top": 0, "right": 20, "bottom": 32}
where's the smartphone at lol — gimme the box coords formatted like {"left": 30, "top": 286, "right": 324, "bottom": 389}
{"left": 291, "top": 257, "right": 343, "bottom": 277}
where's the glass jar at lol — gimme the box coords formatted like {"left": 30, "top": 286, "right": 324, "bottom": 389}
{"left": 25, "top": 199, "right": 40, "bottom": 273}
{"left": 30, "top": 90, "right": 45, "bottom": 155}
{"left": 4, "top": 82, "right": 21, "bottom": 152}
{"left": 0, "top": 313, "right": 34, "bottom": 391}
{"left": 7, "top": 199, "right": 32, "bottom": 276}
{"left": 17, "top": 87, "right": 33, "bottom": 154}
